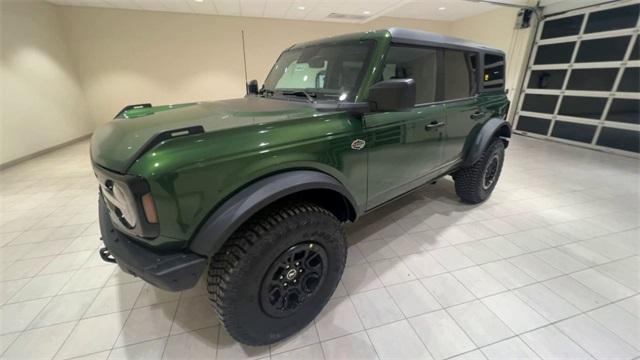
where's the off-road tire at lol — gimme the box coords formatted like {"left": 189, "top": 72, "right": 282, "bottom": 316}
{"left": 207, "top": 202, "right": 346, "bottom": 346}
{"left": 453, "top": 138, "right": 505, "bottom": 204}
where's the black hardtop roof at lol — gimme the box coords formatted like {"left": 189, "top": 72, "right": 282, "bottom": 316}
{"left": 387, "top": 27, "right": 505, "bottom": 55}
{"left": 289, "top": 27, "right": 505, "bottom": 56}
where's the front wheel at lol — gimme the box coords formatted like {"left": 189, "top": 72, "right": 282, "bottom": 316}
{"left": 453, "top": 139, "right": 505, "bottom": 204}
{"left": 207, "top": 202, "right": 346, "bottom": 346}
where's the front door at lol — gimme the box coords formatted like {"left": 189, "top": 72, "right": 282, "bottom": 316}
{"left": 364, "top": 45, "right": 446, "bottom": 209}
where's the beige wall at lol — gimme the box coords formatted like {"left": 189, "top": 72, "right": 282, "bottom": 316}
{"left": 0, "top": 0, "right": 91, "bottom": 166}
{"left": 58, "top": 6, "right": 455, "bottom": 126}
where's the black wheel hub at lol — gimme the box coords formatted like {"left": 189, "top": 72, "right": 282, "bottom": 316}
{"left": 260, "top": 243, "right": 328, "bottom": 318}
{"left": 483, "top": 155, "right": 499, "bottom": 190}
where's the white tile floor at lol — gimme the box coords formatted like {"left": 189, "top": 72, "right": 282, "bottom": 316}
{"left": 0, "top": 135, "right": 639, "bottom": 360}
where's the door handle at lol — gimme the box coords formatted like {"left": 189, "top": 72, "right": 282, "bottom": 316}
{"left": 425, "top": 121, "right": 444, "bottom": 131}
{"left": 471, "top": 111, "right": 486, "bottom": 120}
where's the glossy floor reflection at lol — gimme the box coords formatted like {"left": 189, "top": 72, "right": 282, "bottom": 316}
{"left": 1, "top": 135, "right": 639, "bottom": 359}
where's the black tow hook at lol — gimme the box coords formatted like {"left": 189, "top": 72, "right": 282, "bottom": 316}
{"left": 99, "top": 247, "right": 117, "bottom": 263}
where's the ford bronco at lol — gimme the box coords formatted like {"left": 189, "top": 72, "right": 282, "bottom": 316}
{"left": 92, "top": 27, "right": 511, "bottom": 345}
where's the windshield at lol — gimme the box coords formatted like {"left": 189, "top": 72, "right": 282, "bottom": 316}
{"left": 263, "top": 40, "right": 375, "bottom": 102}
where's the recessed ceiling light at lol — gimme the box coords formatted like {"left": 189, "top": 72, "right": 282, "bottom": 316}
{"left": 438, "top": 6, "right": 446, "bottom": 10}
{"left": 363, "top": 10, "right": 371, "bottom": 15}
{"left": 194, "top": 0, "right": 204, "bottom": 2}
{"left": 297, "top": 6, "right": 306, "bottom": 10}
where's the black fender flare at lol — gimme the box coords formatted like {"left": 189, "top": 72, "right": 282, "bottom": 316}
{"left": 462, "top": 117, "right": 511, "bottom": 167}
{"left": 189, "top": 170, "right": 359, "bottom": 257}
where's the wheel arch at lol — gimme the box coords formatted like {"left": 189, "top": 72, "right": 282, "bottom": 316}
{"left": 462, "top": 117, "right": 511, "bottom": 168}
{"left": 189, "top": 170, "right": 359, "bottom": 257}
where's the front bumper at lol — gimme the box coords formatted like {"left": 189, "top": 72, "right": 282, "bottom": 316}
{"left": 98, "top": 197, "right": 206, "bottom": 291}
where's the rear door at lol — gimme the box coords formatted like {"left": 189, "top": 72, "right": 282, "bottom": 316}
{"left": 364, "top": 45, "right": 446, "bottom": 208}
{"left": 441, "top": 49, "right": 486, "bottom": 163}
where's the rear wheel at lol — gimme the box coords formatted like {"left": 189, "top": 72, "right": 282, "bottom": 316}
{"left": 453, "top": 139, "right": 505, "bottom": 204}
{"left": 207, "top": 202, "right": 346, "bottom": 346}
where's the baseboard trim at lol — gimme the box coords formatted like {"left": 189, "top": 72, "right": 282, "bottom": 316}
{"left": 0, "top": 133, "right": 92, "bottom": 171}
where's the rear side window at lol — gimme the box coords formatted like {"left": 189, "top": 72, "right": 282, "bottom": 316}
{"left": 443, "top": 50, "right": 477, "bottom": 100}
{"left": 382, "top": 46, "right": 438, "bottom": 104}
{"left": 483, "top": 53, "right": 505, "bottom": 90}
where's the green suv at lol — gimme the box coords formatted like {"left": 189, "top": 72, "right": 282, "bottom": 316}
{"left": 92, "top": 27, "right": 510, "bottom": 345}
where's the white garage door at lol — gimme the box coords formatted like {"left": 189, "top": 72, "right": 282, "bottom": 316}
{"left": 513, "top": 0, "right": 640, "bottom": 155}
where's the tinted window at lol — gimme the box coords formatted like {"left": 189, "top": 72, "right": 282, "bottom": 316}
{"left": 534, "top": 42, "right": 575, "bottom": 65}
{"left": 541, "top": 15, "right": 583, "bottom": 39}
{"left": 618, "top": 68, "right": 640, "bottom": 92}
{"left": 382, "top": 46, "right": 438, "bottom": 104}
{"left": 597, "top": 127, "right": 640, "bottom": 153}
{"left": 522, "top": 94, "right": 559, "bottom": 114}
{"left": 551, "top": 121, "right": 596, "bottom": 143}
{"left": 444, "top": 50, "right": 476, "bottom": 100}
{"left": 567, "top": 68, "right": 618, "bottom": 91}
{"left": 576, "top": 36, "right": 631, "bottom": 63}
{"left": 607, "top": 99, "right": 640, "bottom": 124}
{"left": 516, "top": 116, "right": 551, "bottom": 135}
{"left": 559, "top": 96, "right": 607, "bottom": 119}
{"left": 585, "top": 5, "right": 640, "bottom": 33}
{"left": 483, "top": 53, "right": 504, "bottom": 89}
{"left": 528, "top": 70, "right": 566, "bottom": 89}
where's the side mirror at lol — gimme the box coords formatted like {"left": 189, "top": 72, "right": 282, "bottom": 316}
{"left": 368, "top": 79, "right": 416, "bottom": 112}
{"left": 246, "top": 79, "right": 259, "bottom": 95}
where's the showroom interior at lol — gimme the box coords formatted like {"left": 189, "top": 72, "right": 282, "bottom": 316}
{"left": 1, "top": 0, "right": 639, "bottom": 359}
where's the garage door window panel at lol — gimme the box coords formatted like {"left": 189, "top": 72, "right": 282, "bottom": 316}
{"left": 522, "top": 94, "right": 559, "bottom": 114}
{"left": 558, "top": 96, "right": 607, "bottom": 119}
{"left": 515, "top": 116, "right": 551, "bottom": 135}
{"left": 528, "top": 70, "right": 566, "bottom": 90}
{"left": 541, "top": 15, "right": 584, "bottom": 39}
{"left": 550, "top": 121, "right": 597, "bottom": 143}
{"left": 575, "top": 36, "right": 631, "bottom": 63}
{"left": 607, "top": 99, "right": 640, "bottom": 125}
{"left": 618, "top": 68, "right": 640, "bottom": 93}
{"left": 534, "top": 42, "right": 575, "bottom": 65}
{"left": 566, "top": 68, "right": 618, "bottom": 91}
{"left": 630, "top": 40, "right": 639, "bottom": 61}
{"left": 596, "top": 127, "right": 640, "bottom": 153}
{"left": 584, "top": 4, "right": 640, "bottom": 34}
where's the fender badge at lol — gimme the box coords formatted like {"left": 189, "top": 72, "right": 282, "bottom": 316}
{"left": 351, "top": 139, "right": 366, "bottom": 150}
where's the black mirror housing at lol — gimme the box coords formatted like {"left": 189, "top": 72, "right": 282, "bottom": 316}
{"left": 246, "top": 80, "right": 259, "bottom": 95}
{"left": 368, "top": 79, "right": 416, "bottom": 112}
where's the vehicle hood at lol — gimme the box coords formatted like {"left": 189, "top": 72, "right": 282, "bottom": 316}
{"left": 91, "top": 97, "right": 320, "bottom": 173}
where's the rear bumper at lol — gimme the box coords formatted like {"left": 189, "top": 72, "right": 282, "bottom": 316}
{"left": 98, "top": 197, "right": 206, "bottom": 291}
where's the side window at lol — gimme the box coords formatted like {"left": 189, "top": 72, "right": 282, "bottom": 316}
{"left": 382, "top": 46, "right": 437, "bottom": 104}
{"left": 443, "top": 50, "right": 477, "bottom": 100}
{"left": 483, "top": 53, "right": 505, "bottom": 90}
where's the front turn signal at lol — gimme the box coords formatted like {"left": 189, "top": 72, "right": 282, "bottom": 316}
{"left": 141, "top": 193, "right": 158, "bottom": 224}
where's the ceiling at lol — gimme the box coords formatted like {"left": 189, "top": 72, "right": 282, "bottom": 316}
{"left": 46, "top": 0, "right": 543, "bottom": 23}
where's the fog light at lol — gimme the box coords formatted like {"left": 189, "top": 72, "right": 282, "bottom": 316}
{"left": 141, "top": 193, "right": 158, "bottom": 224}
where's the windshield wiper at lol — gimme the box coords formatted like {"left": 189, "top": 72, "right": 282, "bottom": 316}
{"left": 260, "top": 89, "right": 275, "bottom": 97}
{"left": 280, "top": 90, "right": 317, "bottom": 103}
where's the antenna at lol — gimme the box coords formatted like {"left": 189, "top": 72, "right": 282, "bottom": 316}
{"left": 241, "top": 30, "right": 249, "bottom": 93}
